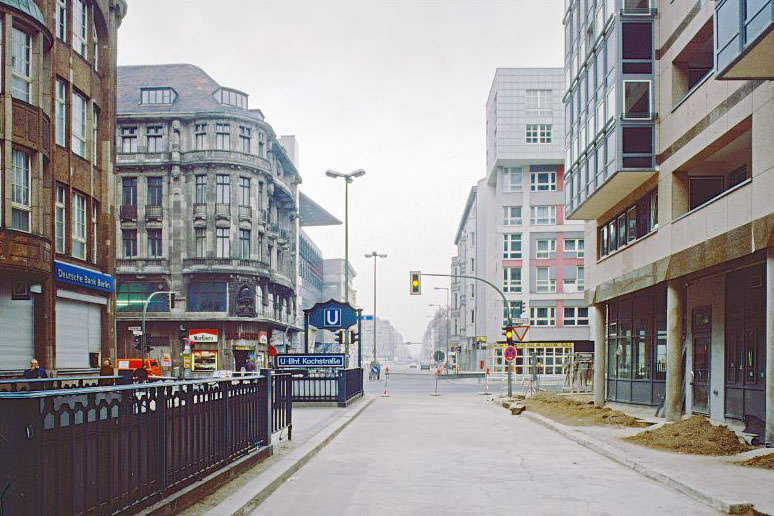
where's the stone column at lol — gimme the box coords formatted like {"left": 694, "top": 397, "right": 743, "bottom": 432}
{"left": 665, "top": 280, "right": 685, "bottom": 421}
{"left": 766, "top": 247, "right": 774, "bottom": 443}
{"left": 592, "top": 303, "right": 606, "bottom": 406}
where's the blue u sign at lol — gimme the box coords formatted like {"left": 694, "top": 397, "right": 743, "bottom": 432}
{"left": 324, "top": 308, "right": 341, "bottom": 328}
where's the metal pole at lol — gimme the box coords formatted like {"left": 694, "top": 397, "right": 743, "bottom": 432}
{"left": 142, "top": 290, "right": 171, "bottom": 365}
{"left": 344, "top": 179, "right": 349, "bottom": 303}
{"left": 373, "top": 255, "right": 377, "bottom": 362}
{"left": 446, "top": 289, "right": 450, "bottom": 372}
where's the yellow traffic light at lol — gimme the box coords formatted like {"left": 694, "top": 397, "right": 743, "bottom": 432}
{"left": 409, "top": 271, "right": 421, "bottom": 295}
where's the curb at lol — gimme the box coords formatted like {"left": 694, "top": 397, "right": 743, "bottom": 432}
{"left": 204, "top": 396, "right": 376, "bottom": 516}
{"left": 522, "top": 411, "right": 757, "bottom": 515}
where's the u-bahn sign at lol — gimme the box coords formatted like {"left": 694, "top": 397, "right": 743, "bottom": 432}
{"left": 276, "top": 354, "right": 345, "bottom": 368}
{"left": 303, "top": 299, "right": 362, "bottom": 362}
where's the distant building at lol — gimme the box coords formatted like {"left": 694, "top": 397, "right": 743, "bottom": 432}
{"left": 114, "top": 64, "right": 301, "bottom": 373}
{"left": 322, "top": 258, "right": 357, "bottom": 306}
{"left": 563, "top": 0, "right": 774, "bottom": 439}
{"left": 0, "top": 0, "right": 126, "bottom": 376}
{"left": 361, "top": 317, "right": 405, "bottom": 361}
{"left": 451, "top": 68, "right": 591, "bottom": 374}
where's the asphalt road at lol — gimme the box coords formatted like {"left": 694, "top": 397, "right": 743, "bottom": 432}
{"left": 252, "top": 370, "right": 717, "bottom": 516}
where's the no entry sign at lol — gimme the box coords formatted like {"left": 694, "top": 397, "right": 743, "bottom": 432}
{"left": 503, "top": 345, "right": 517, "bottom": 362}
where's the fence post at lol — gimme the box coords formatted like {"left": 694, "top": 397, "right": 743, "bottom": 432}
{"left": 261, "top": 369, "right": 272, "bottom": 446}
{"left": 337, "top": 369, "right": 346, "bottom": 405}
{"left": 157, "top": 385, "right": 168, "bottom": 491}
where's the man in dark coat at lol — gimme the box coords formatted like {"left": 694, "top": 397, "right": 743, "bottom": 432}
{"left": 23, "top": 358, "right": 48, "bottom": 379}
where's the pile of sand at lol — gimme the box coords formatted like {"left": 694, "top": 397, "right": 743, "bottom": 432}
{"left": 739, "top": 453, "right": 774, "bottom": 471}
{"left": 624, "top": 415, "right": 749, "bottom": 455}
{"left": 521, "top": 392, "right": 646, "bottom": 427}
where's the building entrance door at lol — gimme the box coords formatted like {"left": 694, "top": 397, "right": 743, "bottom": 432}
{"left": 691, "top": 307, "right": 712, "bottom": 414}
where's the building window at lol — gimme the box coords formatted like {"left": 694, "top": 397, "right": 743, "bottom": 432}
{"left": 530, "top": 170, "right": 557, "bottom": 191}
{"left": 91, "top": 202, "right": 98, "bottom": 263}
{"left": 506, "top": 167, "right": 522, "bottom": 192}
{"left": 188, "top": 282, "right": 227, "bottom": 312}
{"left": 503, "top": 206, "right": 522, "bottom": 225}
{"left": 147, "top": 229, "right": 162, "bottom": 258}
{"left": 239, "top": 126, "right": 251, "bottom": 153}
{"left": 239, "top": 177, "right": 250, "bottom": 206}
{"left": 72, "top": 0, "right": 87, "bottom": 57}
{"left": 526, "top": 89, "right": 552, "bottom": 116}
{"left": 122, "top": 229, "right": 137, "bottom": 258}
{"left": 55, "top": 185, "right": 66, "bottom": 253}
{"left": 530, "top": 205, "right": 556, "bottom": 225}
{"left": 564, "top": 307, "right": 589, "bottom": 326}
{"left": 11, "top": 149, "right": 30, "bottom": 232}
{"left": 56, "top": 0, "right": 67, "bottom": 41}
{"left": 216, "top": 123, "right": 231, "bottom": 150}
{"left": 71, "top": 92, "right": 87, "bottom": 157}
{"left": 56, "top": 79, "right": 67, "bottom": 146}
{"left": 598, "top": 189, "right": 657, "bottom": 258}
{"left": 194, "top": 227, "right": 206, "bottom": 257}
{"left": 92, "top": 106, "right": 98, "bottom": 165}
{"left": 121, "top": 127, "right": 137, "bottom": 153}
{"left": 503, "top": 267, "right": 522, "bottom": 293}
{"left": 215, "top": 89, "right": 248, "bottom": 108}
{"left": 141, "top": 87, "right": 175, "bottom": 104}
{"left": 116, "top": 282, "right": 169, "bottom": 312}
{"left": 195, "top": 123, "right": 207, "bottom": 150}
{"left": 122, "top": 177, "right": 137, "bottom": 206}
{"left": 564, "top": 266, "right": 585, "bottom": 292}
{"left": 195, "top": 175, "right": 207, "bottom": 204}
{"left": 147, "top": 177, "right": 162, "bottom": 206}
{"left": 536, "top": 267, "right": 556, "bottom": 293}
{"left": 623, "top": 80, "right": 651, "bottom": 119}
{"left": 92, "top": 20, "right": 98, "bottom": 70}
{"left": 503, "top": 301, "right": 523, "bottom": 324}
{"left": 11, "top": 28, "right": 31, "bottom": 103}
{"left": 240, "top": 229, "right": 250, "bottom": 259}
{"left": 530, "top": 307, "right": 556, "bottom": 326}
{"left": 71, "top": 192, "right": 87, "bottom": 259}
{"left": 258, "top": 132, "right": 266, "bottom": 157}
{"left": 471, "top": 310, "right": 475, "bottom": 324}
{"left": 564, "top": 238, "right": 585, "bottom": 257}
{"left": 216, "top": 174, "right": 230, "bottom": 204}
{"left": 535, "top": 239, "right": 556, "bottom": 259}
{"left": 526, "top": 124, "right": 552, "bottom": 143}
{"left": 216, "top": 227, "right": 230, "bottom": 258}
{"left": 503, "top": 233, "right": 522, "bottom": 259}
{"left": 146, "top": 125, "right": 163, "bottom": 153}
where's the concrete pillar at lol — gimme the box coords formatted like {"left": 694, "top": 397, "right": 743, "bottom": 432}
{"left": 766, "top": 247, "right": 774, "bottom": 444}
{"left": 592, "top": 303, "right": 606, "bottom": 406}
{"left": 665, "top": 280, "right": 685, "bottom": 421}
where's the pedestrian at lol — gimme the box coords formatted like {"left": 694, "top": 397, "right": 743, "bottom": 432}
{"left": 99, "top": 358, "right": 114, "bottom": 386}
{"left": 23, "top": 358, "right": 48, "bottom": 379}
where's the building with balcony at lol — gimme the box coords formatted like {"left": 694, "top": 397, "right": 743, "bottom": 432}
{"left": 114, "top": 63, "right": 302, "bottom": 373}
{"left": 450, "top": 68, "right": 591, "bottom": 374}
{"left": 0, "top": 0, "right": 125, "bottom": 377}
{"left": 565, "top": 0, "right": 774, "bottom": 441}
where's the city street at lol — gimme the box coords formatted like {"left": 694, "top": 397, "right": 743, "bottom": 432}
{"left": 253, "top": 370, "right": 717, "bottom": 515}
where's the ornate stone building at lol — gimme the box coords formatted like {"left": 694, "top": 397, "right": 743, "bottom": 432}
{"left": 0, "top": 0, "right": 125, "bottom": 376}
{"left": 115, "top": 64, "right": 301, "bottom": 373}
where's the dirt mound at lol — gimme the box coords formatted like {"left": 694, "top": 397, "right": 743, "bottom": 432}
{"left": 521, "top": 392, "right": 646, "bottom": 427}
{"left": 739, "top": 453, "right": 774, "bottom": 471}
{"left": 624, "top": 415, "right": 750, "bottom": 456}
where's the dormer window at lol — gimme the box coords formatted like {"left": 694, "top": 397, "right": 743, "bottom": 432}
{"left": 141, "top": 87, "right": 176, "bottom": 105}
{"left": 215, "top": 88, "right": 248, "bottom": 109}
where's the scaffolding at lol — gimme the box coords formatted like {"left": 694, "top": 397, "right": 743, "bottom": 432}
{"left": 562, "top": 352, "right": 594, "bottom": 393}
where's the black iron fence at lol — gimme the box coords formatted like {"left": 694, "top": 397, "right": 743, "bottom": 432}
{"left": 289, "top": 368, "right": 363, "bottom": 406}
{"left": 271, "top": 373, "right": 293, "bottom": 438}
{"left": 0, "top": 375, "right": 279, "bottom": 516}
{"left": 339, "top": 368, "right": 363, "bottom": 405}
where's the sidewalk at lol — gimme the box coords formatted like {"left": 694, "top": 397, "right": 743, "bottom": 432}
{"left": 522, "top": 407, "right": 774, "bottom": 515}
{"left": 175, "top": 397, "right": 374, "bottom": 516}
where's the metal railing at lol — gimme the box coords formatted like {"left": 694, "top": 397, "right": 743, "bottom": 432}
{"left": 338, "top": 368, "right": 363, "bottom": 405}
{"left": 193, "top": 203, "right": 208, "bottom": 217}
{"left": 289, "top": 368, "right": 363, "bottom": 405}
{"left": 0, "top": 375, "right": 121, "bottom": 392}
{"left": 239, "top": 205, "right": 252, "bottom": 219}
{"left": 215, "top": 203, "right": 231, "bottom": 217}
{"left": 0, "top": 375, "right": 277, "bottom": 516}
{"left": 145, "top": 204, "right": 163, "bottom": 220}
{"left": 272, "top": 373, "right": 293, "bottom": 437}
{"left": 120, "top": 204, "right": 137, "bottom": 221}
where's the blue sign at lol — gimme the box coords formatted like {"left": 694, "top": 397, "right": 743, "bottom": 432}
{"left": 276, "top": 354, "right": 345, "bottom": 368}
{"left": 54, "top": 260, "right": 114, "bottom": 293}
{"left": 323, "top": 307, "right": 342, "bottom": 327}
{"left": 359, "top": 315, "right": 374, "bottom": 321}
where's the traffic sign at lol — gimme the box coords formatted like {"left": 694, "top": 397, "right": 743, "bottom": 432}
{"left": 128, "top": 326, "right": 141, "bottom": 331}
{"left": 513, "top": 325, "right": 530, "bottom": 342}
{"left": 359, "top": 315, "right": 374, "bottom": 321}
{"left": 433, "top": 350, "right": 446, "bottom": 362}
{"left": 503, "top": 345, "right": 517, "bottom": 362}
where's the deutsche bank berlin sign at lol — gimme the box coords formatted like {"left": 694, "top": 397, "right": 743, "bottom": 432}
{"left": 276, "top": 354, "right": 345, "bottom": 368}
{"left": 54, "top": 260, "right": 114, "bottom": 292}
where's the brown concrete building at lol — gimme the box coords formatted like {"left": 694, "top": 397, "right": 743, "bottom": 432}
{"left": 114, "top": 64, "right": 302, "bottom": 375}
{"left": 0, "top": 0, "right": 126, "bottom": 376}
{"left": 563, "top": 0, "right": 774, "bottom": 442}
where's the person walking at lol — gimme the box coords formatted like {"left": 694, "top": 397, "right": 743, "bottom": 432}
{"left": 99, "top": 358, "right": 114, "bottom": 386}
{"left": 22, "top": 359, "right": 48, "bottom": 379}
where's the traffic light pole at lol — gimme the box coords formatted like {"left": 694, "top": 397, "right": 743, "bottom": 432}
{"left": 142, "top": 291, "right": 174, "bottom": 366}
{"left": 419, "top": 273, "right": 514, "bottom": 397}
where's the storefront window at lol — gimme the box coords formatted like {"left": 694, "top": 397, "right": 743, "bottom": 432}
{"left": 188, "top": 282, "right": 227, "bottom": 312}
{"left": 116, "top": 282, "right": 169, "bottom": 312}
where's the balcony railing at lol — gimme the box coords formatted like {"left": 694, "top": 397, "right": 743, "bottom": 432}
{"left": 145, "top": 204, "right": 163, "bottom": 220}
{"left": 716, "top": 0, "right": 774, "bottom": 79}
{"left": 120, "top": 204, "right": 137, "bottom": 221}
{"left": 239, "top": 205, "right": 252, "bottom": 219}
{"left": 183, "top": 257, "right": 271, "bottom": 272}
{"left": 215, "top": 203, "right": 231, "bottom": 218}
{"left": 193, "top": 203, "right": 207, "bottom": 218}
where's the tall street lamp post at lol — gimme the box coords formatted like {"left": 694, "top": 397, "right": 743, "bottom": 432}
{"left": 365, "top": 251, "right": 387, "bottom": 363}
{"left": 434, "top": 286, "right": 450, "bottom": 373}
{"left": 325, "top": 169, "right": 366, "bottom": 304}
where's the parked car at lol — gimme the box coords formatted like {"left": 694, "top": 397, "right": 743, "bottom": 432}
{"left": 409, "top": 363, "right": 418, "bottom": 369}
{"left": 420, "top": 362, "right": 430, "bottom": 370}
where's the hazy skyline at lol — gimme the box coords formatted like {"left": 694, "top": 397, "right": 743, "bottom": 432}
{"left": 117, "top": 0, "right": 564, "bottom": 341}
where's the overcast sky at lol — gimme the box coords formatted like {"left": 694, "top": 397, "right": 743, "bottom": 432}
{"left": 118, "top": 0, "right": 564, "bottom": 342}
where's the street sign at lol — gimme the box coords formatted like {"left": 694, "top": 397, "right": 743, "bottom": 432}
{"left": 127, "top": 326, "right": 141, "bottom": 331}
{"left": 433, "top": 350, "right": 445, "bottom": 362}
{"left": 132, "top": 330, "right": 143, "bottom": 336}
{"left": 276, "top": 354, "right": 345, "bottom": 368}
{"left": 513, "top": 326, "right": 530, "bottom": 342}
{"left": 359, "top": 315, "right": 374, "bottom": 321}
{"left": 503, "top": 345, "right": 517, "bottom": 362}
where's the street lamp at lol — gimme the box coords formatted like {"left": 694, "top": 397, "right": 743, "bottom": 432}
{"left": 364, "top": 251, "right": 387, "bottom": 363}
{"left": 325, "top": 169, "right": 365, "bottom": 304}
{"left": 429, "top": 303, "right": 443, "bottom": 364}
{"left": 434, "top": 287, "right": 450, "bottom": 373}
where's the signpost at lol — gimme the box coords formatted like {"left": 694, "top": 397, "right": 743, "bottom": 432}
{"left": 503, "top": 345, "right": 517, "bottom": 362}
{"left": 276, "top": 353, "right": 346, "bottom": 368}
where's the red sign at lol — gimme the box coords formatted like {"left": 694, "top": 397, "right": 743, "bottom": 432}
{"left": 479, "top": 359, "right": 485, "bottom": 370}
{"left": 503, "top": 345, "right": 517, "bottom": 362}
{"left": 189, "top": 329, "right": 218, "bottom": 343}
{"left": 513, "top": 326, "right": 530, "bottom": 342}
